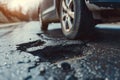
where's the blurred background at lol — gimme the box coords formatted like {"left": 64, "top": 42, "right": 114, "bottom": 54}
{"left": 0, "top": 0, "right": 40, "bottom": 23}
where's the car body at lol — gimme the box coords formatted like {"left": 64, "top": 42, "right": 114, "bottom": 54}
{"left": 39, "top": 0, "right": 120, "bottom": 39}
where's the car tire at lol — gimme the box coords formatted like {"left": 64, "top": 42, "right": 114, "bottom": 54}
{"left": 41, "top": 21, "right": 49, "bottom": 31}
{"left": 60, "top": 0, "right": 94, "bottom": 39}
{"left": 39, "top": 11, "right": 49, "bottom": 31}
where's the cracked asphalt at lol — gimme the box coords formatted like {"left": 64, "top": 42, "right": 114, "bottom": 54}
{"left": 0, "top": 21, "right": 120, "bottom": 80}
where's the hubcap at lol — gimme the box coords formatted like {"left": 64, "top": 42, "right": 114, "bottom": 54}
{"left": 61, "top": 0, "right": 74, "bottom": 32}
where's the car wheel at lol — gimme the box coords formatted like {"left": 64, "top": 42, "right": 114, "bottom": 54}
{"left": 39, "top": 12, "right": 49, "bottom": 31}
{"left": 41, "top": 21, "right": 49, "bottom": 31}
{"left": 60, "top": 0, "right": 94, "bottom": 39}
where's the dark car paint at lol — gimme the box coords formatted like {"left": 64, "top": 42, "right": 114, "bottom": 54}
{"left": 90, "top": 0, "right": 120, "bottom": 8}
{"left": 90, "top": 0, "right": 120, "bottom": 2}
{"left": 39, "top": 0, "right": 120, "bottom": 23}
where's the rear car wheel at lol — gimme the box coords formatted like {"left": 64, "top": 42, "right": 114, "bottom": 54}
{"left": 39, "top": 11, "right": 49, "bottom": 31}
{"left": 60, "top": 0, "right": 94, "bottom": 39}
{"left": 41, "top": 21, "right": 49, "bottom": 31}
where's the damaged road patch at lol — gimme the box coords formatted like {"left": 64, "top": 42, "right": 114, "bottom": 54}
{"left": 17, "top": 36, "right": 93, "bottom": 63}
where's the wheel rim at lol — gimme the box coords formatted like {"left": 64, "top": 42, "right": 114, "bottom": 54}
{"left": 61, "top": 0, "right": 75, "bottom": 32}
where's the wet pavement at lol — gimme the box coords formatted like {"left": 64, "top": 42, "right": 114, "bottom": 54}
{"left": 0, "top": 21, "right": 120, "bottom": 80}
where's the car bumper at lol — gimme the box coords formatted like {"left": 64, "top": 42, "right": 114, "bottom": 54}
{"left": 90, "top": 0, "right": 120, "bottom": 2}
{"left": 90, "top": 0, "right": 120, "bottom": 8}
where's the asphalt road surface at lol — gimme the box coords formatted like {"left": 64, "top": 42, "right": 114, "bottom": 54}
{"left": 0, "top": 21, "right": 120, "bottom": 80}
